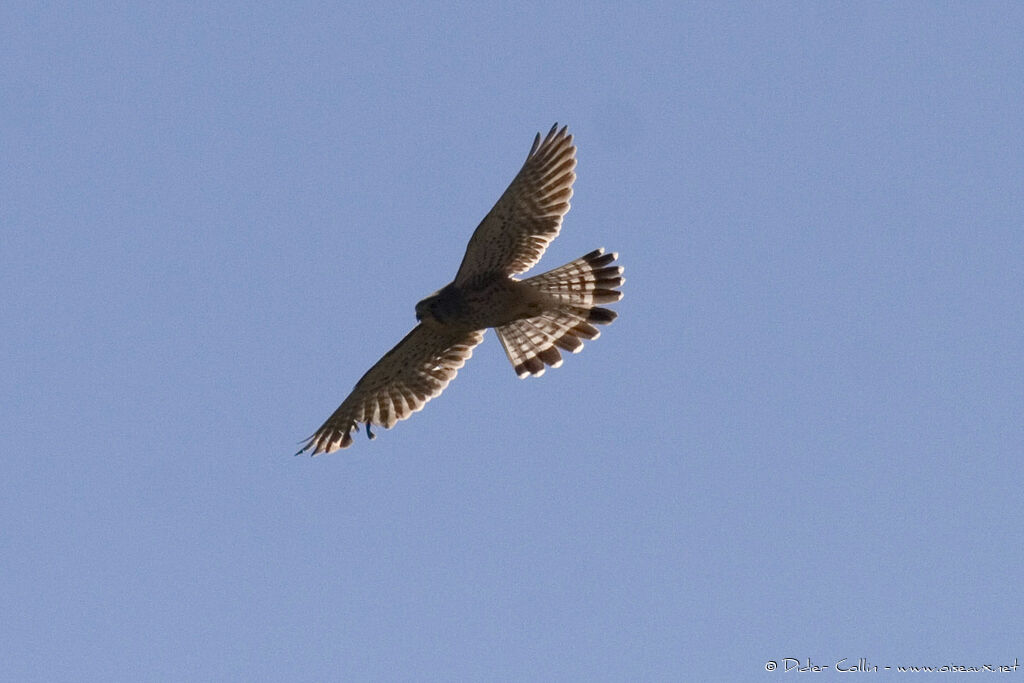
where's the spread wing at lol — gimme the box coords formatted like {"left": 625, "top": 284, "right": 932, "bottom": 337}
{"left": 454, "top": 124, "right": 577, "bottom": 285}
{"left": 297, "top": 325, "right": 485, "bottom": 455}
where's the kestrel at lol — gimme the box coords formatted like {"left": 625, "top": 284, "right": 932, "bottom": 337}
{"left": 297, "top": 124, "right": 624, "bottom": 455}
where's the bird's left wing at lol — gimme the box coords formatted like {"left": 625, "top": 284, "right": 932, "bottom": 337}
{"left": 453, "top": 124, "right": 576, "bottom": 285}
{"left": 297, "top": 324, "right": 485, "bottom": 455}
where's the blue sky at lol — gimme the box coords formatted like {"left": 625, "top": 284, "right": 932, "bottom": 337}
{"left": 3, "top": 2, "right": 1023, "bottom": 680}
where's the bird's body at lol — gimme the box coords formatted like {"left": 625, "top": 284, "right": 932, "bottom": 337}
{"left": 416, "top": 278, "right": 548, "bottom": 331}
{"left": 298, "top": 124, "right": 624, "bottom": 455}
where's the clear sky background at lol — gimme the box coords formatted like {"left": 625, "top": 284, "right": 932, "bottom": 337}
{"left": 3, "top": 2, "right": 1023, "bottom": 680}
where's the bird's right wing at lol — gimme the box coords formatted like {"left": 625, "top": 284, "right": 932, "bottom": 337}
{"left": 453, "top": 124, "right": 577, "bottom": 285}
{"left": 298, "top": 325, "right": 485, "bottom": 455}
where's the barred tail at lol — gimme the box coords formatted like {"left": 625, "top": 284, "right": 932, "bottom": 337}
{"left": 523, "top": 248, "right": 624, "bottom": 306}
{"left": 496, "top": 249, "right": 623, "bottom": 378}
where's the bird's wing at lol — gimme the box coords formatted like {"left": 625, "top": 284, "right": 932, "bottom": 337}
{"left": 297, "top": 324, "right": 485, "bottom": 455}
{"left": 453, "top": 124, "right": 577, "bottom": 285}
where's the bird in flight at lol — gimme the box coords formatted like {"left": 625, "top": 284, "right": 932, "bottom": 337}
{"left": 297, "top": 124, "right": 624, "bottom": 455}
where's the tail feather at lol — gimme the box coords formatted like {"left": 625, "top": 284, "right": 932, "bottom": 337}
{"left": 523, "top": 248, "right": 625, "bottom": 307}
{"left": 496, "top": 249, "right": 623, "bottom": 378}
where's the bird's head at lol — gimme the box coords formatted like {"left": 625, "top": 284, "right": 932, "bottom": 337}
{"left": 415, "top": 284, "right": 459, "bottom": 325}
